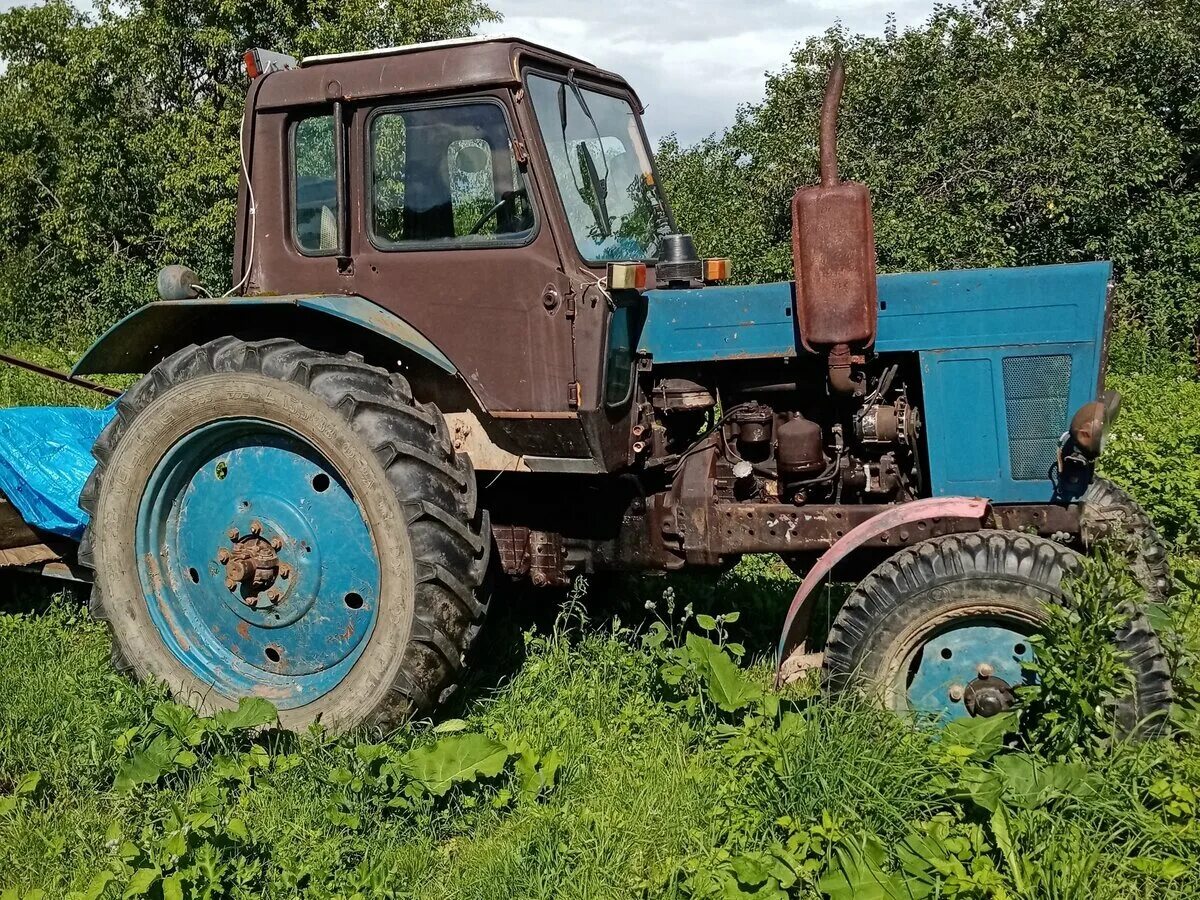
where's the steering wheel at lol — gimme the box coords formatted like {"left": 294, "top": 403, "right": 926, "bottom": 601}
{"left": 468, "top": 189, "right": 527, "bottom": 235}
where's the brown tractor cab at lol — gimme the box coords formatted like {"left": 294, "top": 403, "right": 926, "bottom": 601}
{"left": 64, "top": 37, "right": 1171, "bottom": 732}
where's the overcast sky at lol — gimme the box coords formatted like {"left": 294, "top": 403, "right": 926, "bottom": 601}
{"left": 483, "top": 0, "right": 938, "bottom": 142}
{"left": 0, "top": 0, "right": 940, "bottom": 143}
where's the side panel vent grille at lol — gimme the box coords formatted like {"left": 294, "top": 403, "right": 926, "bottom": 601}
{"left": 1002, "top": 354, "right": 1072, "bottom": 481}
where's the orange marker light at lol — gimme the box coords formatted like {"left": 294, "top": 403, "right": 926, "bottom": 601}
{"left": 703, "top": 258, "right": 732, "bottom": 282}
{"left": 607, "top": 262, "right": 648, "bottom": 292}
{"left": 244, "top": 50, "right": 262, "bottom": 79}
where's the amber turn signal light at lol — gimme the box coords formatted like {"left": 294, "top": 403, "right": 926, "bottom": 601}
{"left": 703, "top": 258, "right": 732, "bottom": 282}
{"left": 607, "top": 262, "right": 648, "bottom": 291}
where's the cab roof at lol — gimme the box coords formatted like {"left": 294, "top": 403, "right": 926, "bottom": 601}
{"left": 256, "top": 35, "right": 640, "bottom": 111}
{"left": 299, "top": 35, "right": 595, "bottom": 69}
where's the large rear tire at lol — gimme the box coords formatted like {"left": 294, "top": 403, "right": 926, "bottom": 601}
{"left": 823, "top": 531, "right": 1171, "bottom": 737}
{"left": 79, "top": 337, "right": 490, "bottom": 732}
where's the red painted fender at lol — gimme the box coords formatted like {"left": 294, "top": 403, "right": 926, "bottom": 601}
{"left": 774, "top": 496, "right": 990, "bottom": 687}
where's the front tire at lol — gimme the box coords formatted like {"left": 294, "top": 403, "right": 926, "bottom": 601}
{"left": 823, "top": 531, "right": 1171, "bottom": 736}
{"left": 79, "top": 337, "right": 490, "bottom": 732}
{"left": 1080, "top": 477, "right": 1171, "bottom": 602}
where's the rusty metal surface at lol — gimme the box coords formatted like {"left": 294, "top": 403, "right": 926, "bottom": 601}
{"left": 492, "top": 524, "right": 568, "bottom": 586}
{"left": 0, "top": 352, "right": 121, "bottom": 398}
{"left": 529, "top": 530, "right": 568, "bottom": 587}
{"left": 256, "top": 39, "right": 639, "bottom": 110}
{"left": 774, "top": 497, "right": 991, "bottom": 685}
{"left": 791, "top": 57, "right": 878, "bottom": 364}
{"left": 494, "top": 524, "right": 531, "bottom": 577}
{"left": 714, "top": 502, "right": 985, "bottom": 555}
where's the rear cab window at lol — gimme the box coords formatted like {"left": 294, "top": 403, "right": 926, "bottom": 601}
{"left": 291, "top": 114, "right": 340, "bottom": 255}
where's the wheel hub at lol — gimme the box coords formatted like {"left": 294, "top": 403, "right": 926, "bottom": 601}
{"left": 962, "top": 666, "right": 1017, "bottom": 718}
{"left": 221, "top": 527, "right": 285, "bottom": 606}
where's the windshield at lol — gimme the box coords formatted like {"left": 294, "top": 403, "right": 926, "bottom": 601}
{"left": 527, "top": 73, "right": 671, "bottom": 263}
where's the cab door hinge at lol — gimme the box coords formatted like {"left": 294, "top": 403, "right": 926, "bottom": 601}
{"left": 564, "top": 291, "right": 577, "bottom": 320}
{"left": 568, "top": 381, "right": 581, "bottom": 409}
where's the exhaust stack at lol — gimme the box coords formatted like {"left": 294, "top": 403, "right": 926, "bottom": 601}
{"left": 791, "top": 57, "right": 878, "bottom": 395}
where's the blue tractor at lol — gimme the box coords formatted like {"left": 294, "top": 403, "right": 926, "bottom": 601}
{"left": 0, "top": 38, "right": 1172, "bottom": 732}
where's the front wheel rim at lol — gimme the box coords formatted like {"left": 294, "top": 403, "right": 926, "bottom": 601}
{"left": 135, "top": 418, "right": 382, "bottom": 708}
{"left": 888, "top": 607, "right": 1041, "bottom": 722}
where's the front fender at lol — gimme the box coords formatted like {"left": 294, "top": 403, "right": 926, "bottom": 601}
{"left": 72, "top": 295, "right": 456, "bottom": 377}
{"left": 775, "top": 496, "right": 990, "bottom": 686}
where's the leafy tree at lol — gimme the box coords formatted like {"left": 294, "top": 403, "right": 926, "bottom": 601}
{"left": 0, "top": 0, "right": 497, "bottom": 348}
{"left": 657, "top": 0, "right": 1200, "bottom": 366}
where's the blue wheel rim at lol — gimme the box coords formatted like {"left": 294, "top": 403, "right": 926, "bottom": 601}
{"left": 903, "top": 618, "right": 1035, "bottom": 723}
{"left": 135, "top": 418, "right": 381, "bottom": 708}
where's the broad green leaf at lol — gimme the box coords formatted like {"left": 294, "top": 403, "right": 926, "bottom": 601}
{"left": 988, "top": 805, "right": 1026, "bottom": 893}
{"left": 15, "top": 772, "right": 41, "bottom": 796}
{"left": 941, "top": 711, "right": 1017, "bottom": 760}
{"left": 211, "top": 697, "right": 277, "bottom": 732}
{"left": 687, "top": 634, "right": 762, "bottom": 712}
{"left": 160, "top": 874, "right": 183, "bottom": 900}
{"left": 225, "top": 818, "right": 250, "bottom": 841}
{"left": 114, "top": 733, "right": 182, "bottom": 793}
{"left": 695, "top": 613, "right": 718, "bottom": 631}
{"left": 77, "top": 870, "right": 115, "bottom": 900}
{"left": 729, "top": 851, "right": 773, "bottom": 886}
{"left": 401, "top": 733, "right": 512, "bottom": 796}
{"left": 950, "top": 765, "right": 1005, "bottom": 813}
{"left": 723, "top": 611, "right": 741, "bottom": 624}
{"left": 819, "top": 837, "right": 901, "bottom": 900}
{"left": 433, "top": 718, "right": 468, "bottom": 734}
{"left": 994, "top": 754, "right": 1089, "bottom": 808}
{"left": 122, "top": 867, "right": 160, "bottom": 898}
{"left": 1129, "top": 856, "right": 1190, "bottom": 880}
{"left": 152, "top": 702, "right": 206, "bottom": 746}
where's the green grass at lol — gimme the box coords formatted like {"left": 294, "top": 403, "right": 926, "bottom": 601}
{"left": 0, "top": 348, "right": 1198, "bottom": 897}
{"left": 1, "top": 564, "right": 1199, "bottom": 899}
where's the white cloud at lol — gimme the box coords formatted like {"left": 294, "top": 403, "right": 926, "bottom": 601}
{"left": 484, "top": 0, "right": 937, "bottom": 143}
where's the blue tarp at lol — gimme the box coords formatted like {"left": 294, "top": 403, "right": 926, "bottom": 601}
{"left": 0, "top": 405, "right": 115, "bottom": 540}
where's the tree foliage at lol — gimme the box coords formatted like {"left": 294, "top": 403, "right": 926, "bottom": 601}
{"left": 657, "top": 0, "right": 1200, "bottom": 365}
{"left": 0, "top": 0, "right": 497, "bottom": 347}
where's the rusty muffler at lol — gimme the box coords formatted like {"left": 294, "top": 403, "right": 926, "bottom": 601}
{"left": 791, "top": 56, "right": 878, "bottom": 395}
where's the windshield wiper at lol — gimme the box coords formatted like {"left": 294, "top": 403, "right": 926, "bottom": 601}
{"left": 557, "top": 71, "right": 612, "bottom": 239}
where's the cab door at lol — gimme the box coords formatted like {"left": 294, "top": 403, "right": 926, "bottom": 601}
{"left": 346, "top": 94, "right": 574, "bottom": 414}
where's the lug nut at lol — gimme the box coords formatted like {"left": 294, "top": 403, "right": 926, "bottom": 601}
{"left": 278, "top": 564, "right": 291, "bottom": 579}
{"left": 250, "top": 519, "right": 262, "bottom": 535}
{"left": 217, "top": 548, "right": 230, "bottom": 564}
{"left": 267, "top": 588, "right": 283, "bottom": 604}
{"left": 977, "top": 663, "right": 994, "bottom": 679}
{"left": 225, "top": 578, "right": 238, "bottom": 593}
{"left": 948, "top": 684, "right": 965, "bottom": 702}
{"left": 227, "top": 527, "right": 239, "bottom": 541}
{"left": 270, "top": 536, "right": 283, "bottom": 551}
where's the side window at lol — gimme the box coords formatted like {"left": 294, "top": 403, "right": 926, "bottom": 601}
{"left": 292, "top": 114, "right": 339, "bottom": 255}
{"left": 370, "top": 102, "right": 534, "bottom": 248}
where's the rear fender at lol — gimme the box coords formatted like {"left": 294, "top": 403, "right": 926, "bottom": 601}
{"left": 71, "top": 296, "right": 601, "bottom": 472}
{"left": 73, "top": 295, "right": 457, "bottom": 378}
